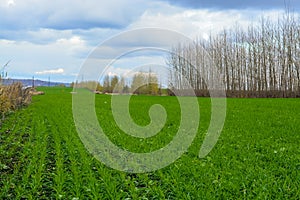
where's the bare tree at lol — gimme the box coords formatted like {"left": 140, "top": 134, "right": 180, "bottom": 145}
{"left": 168, "top": 11, "right": 300, "bottom": 98}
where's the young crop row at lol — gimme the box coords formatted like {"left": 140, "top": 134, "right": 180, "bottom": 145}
{"left": 1, "top": 87, "right": 300, "bottom": 199}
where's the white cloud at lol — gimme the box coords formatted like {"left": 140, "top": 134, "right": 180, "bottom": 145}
{"left": 129, "top": 7, "right": 287, "bottom": 39}
{"left": 57, "top": 36, "right": 83, "bottom": 45}
{"left": 0, "top": 0, "right": 298, "bottom": 83}
{"left": 54, "top": 36, "right": 89, "bottom": 57}
{"left": 106, "top": 67, "right": 134, "bottom": 77}
{"left": 27, "top": 29, "right": 74, "bottom": 44}
{"left": 35, "top": 68, "right": 64, "bottom": 75}
{"left": 0, "top": 38, "right": 84, "bottom": 82}
{"left": 159, "top": 0, "right": 300, "bottom": 10}
{"left": 7, "top": 0, "right": 15, "bottom": 7}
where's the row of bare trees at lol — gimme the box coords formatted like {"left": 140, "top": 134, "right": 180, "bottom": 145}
{"left": 168, "top": 11, "right": 300, "bottom": 97}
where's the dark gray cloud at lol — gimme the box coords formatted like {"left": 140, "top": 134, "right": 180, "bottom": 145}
{"left": 160, "top": 0, "right": 300, "bottom": 10}
{"left": 1, "top": 0, "right": 299, "bottom": 83}
{"left": 0, "top": 0, "right": 147, "bottom": 32}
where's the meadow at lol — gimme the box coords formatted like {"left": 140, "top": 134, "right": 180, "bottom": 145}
{"left": 0, "top": 87, "right": 300, "bottom": 199}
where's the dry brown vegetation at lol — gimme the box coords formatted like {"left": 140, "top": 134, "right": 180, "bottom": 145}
{"left": 0, "top": 82, "right": 33, "bottom": 124}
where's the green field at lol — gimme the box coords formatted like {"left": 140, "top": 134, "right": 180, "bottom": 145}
{"left": 1, "top": 87, "right": 300, "bottom": 199}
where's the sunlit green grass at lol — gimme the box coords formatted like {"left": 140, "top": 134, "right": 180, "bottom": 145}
{"left": 1, "top": 87, "right": 299, "bottom": 199}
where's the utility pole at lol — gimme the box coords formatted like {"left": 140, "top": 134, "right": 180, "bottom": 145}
{"left": 32, "top": 76, "right": 35, "bottom": 88}
{"left": 0, "top": 60, "right": 11, "bottom": 85}
{"left": 159, "top": 74, "right": 162, "bottom": 96}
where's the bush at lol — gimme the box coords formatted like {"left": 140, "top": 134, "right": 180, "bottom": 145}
{"left": 0, "top": 82, "right": 32, "bottom": 124}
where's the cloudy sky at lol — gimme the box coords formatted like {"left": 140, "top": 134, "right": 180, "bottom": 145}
{"left": 0, "top": 0, "right": 299, "bottom": 83}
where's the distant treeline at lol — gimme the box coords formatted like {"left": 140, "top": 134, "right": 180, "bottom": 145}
{"left": 168, "top": 11, "right": 300, "bottom": 98}
{"left": 73, "top": 71, "right": 168, "bottom": 95}
{"left": 0, "top": 78, "right": 70, "bottom": 88}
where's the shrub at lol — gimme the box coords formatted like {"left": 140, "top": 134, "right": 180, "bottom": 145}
{"left": 0, "top": 82, "right": 32, "bottom": 124}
